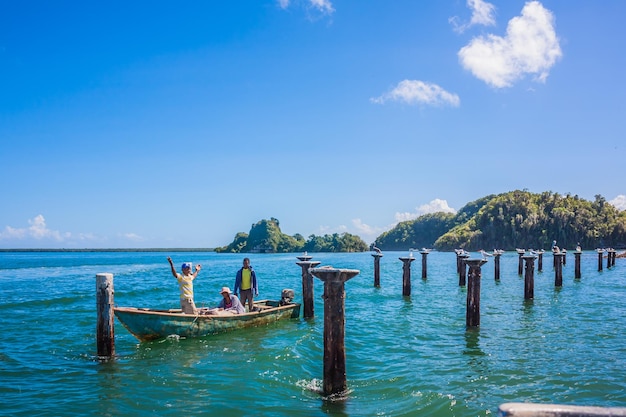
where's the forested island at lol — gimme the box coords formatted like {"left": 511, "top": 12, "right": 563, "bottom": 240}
{"left": 215, "top": 218, "right": 369, "bottom": 253}
{"left": 378, "top": 190, "right": 626, "bottom": 251}
{"left": 217, "top": 191, "right": 626, "bottom": 253}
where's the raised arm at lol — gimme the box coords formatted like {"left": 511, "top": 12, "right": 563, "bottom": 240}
{"left": 167, "top": 257, "right": 178, "bottom": 278}
{"left": 192, "top": 264, "right": 202, "bottom": 278}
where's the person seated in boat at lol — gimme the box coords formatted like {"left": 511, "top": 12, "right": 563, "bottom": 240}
{"left": 234, "top": 257, "right": 259, "bottom": 312}
{"left": 216, "top": 286, "right": 245, "bottom": 314}
{"left": 167, "top": 256, "right": 201, "bottom": 314}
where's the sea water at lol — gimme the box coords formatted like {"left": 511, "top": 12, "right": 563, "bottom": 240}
{"left": 0, "top": 250, "right": 625, "bottom": 416}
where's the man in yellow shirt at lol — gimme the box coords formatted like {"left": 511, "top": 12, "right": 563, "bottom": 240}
{"left": 167, "top": 256, "right": 201, "bottom": 314}
{"left": 234, "top": 257, "right": 258, "bottom": 312}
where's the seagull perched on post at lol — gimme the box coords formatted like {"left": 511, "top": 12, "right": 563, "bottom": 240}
{"left": 372, "top": 244, "right": 382, "bottom": 254}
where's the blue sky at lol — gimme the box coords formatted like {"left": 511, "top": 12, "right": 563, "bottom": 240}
{"left": 1, "top": 0, "right": 624, "bottom": 249}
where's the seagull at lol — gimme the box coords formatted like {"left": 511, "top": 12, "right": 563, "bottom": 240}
{"left": 479, "top": 249, "right": 493, "bottom": 259}
{"left": 372, "top": 244, "right": 382, "bottom": 254}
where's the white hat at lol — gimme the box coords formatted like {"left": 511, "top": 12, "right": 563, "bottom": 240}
{"left": 220, "top": 286, "right": 232, "bottom": 294}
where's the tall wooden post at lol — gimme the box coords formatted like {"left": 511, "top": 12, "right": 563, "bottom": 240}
{"left": 459, "top": 254, "right": 470, "bottom": 286}
{"left": 455, "top": 249, "right": 465, "bottom": 274}
{"left": 523, "top": 255, "right": 537, "bottom": 300}
{"left": 466, "top": 259, "right": 487, "bottom": 327}
{"left": 607, "top": 249, "right": 613, "bottom": 269}
{"left": 420, "top": 249, "right": 430, "bottom": 279}
{"left": 296, "top": 257, "right": 321, "bottom": 319}
{"left": 96, "top": 273, "right": 115, "bottom": 358}
{"left": 597, "top": 249, "right": 604, "bottom": 271}
{"left": 494, "top": 251, "right": 502, "bottom": 281}
{"left": 537, "top": 250, "right": 544, "bottom": 272}
{"left": 516, "top": 249, "right": 525, "bottom": 275}
{"left": 399, "top": 256, "right": 415, "bottom": 296}
{"left": 310, "top": 267, "right": 360, "bottom": 397}
{"left": 554, "top": 253, "right": 564, "bottom": 287}
{"left": 612, "top": 249, "right": 617, "bottom": 267}
{"left": 574, "top": 250, "right": 582, "bottom": 279}
{"left": 372, "top": 253, "right": 383, "bottom": 287}
{"left": 562, "top": 249, "right": 567, "bottom": 266}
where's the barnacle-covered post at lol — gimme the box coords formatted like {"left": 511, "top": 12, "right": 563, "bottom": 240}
{"left": 420, "top": 249, "right": 430, "bottom": 280}
{"left": 310, "top": 267, "right": 360, "bottom": 397}
{"left": 96, "top": 273, "right": 115, "bottom": 358}
{"left": 466, "top": 259, "right": 487, "bottom": 327}
{"left": 399, "top": 256, "right": 415, "bottom": 296}
{"left": 574, "top": 249, "right": 582, "bottom": 279}
{"left": 554, "top": 253, "right": 565, "bottom": 287}
{"left": 372, "top": 252, "right": 383, "bottom": 287}
{"left": 296, "top": 254, "right": 320, "bottom": 319}
{"left": 523, "top": 254, "right": 537, "bottom": 300}
{"left": 494, "top": 250, "right": 502, "bottom": 281}
{"left": 516, "top": 249, "right": 525, "bottom": 275}
{"left": 459, "top": 253, "right": 470, "bottom": 286}
{"left": 597, "top": 248, "right": 604, "bottom": 272}
{"left": 455, "top": 249, "right": 464, "bottom": 274}
{"left": 537, "top": 249, "right": 545, "bottom": 272}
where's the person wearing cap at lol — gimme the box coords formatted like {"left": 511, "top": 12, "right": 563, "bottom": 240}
{"left": 234, "top": 257, "right": 259, "bottom": 312}
{"left": 216, "top": 286, "right": 245, "bottom": 314}
{"left": 167, "top": 256, "right": 202, "bottom": 314}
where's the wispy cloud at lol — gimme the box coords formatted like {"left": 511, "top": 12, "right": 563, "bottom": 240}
{"left": 458, "top": 1, "right": 562, "bottom": 88}
{"left": 317, "top": 219, "right": 389, "bottom": 245}
{"left": 351, "top": 219, "right": 388, "bottom": 237}
{"left": 0, "top": 215, "right": 145, "bottom": 248}
{"left": 278, "top": 0, "right": 334, "bottom": 15}
{"left": 319, "top": 199, "right": 457, "bottom": 244}
{"left": 610, "top": 195, "right": 626, "bottom": 211}
{"left": 0, "top": 215, "right": 68, "bottom": 242}
{"left": 121, "top": 233, "right": 145, "bottom": 242}
{"left": 395, "top": 199, "right": 457, "bottom": 222}
{"left": 450, "top": 0, "right": 497, "bottom": 33}
{"left": 371, "top": 80, "right": 460, "bottom": 107}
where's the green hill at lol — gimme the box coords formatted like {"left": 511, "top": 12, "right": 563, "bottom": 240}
{"left": 375, "top": 191, "right": 626, "bottom": 251}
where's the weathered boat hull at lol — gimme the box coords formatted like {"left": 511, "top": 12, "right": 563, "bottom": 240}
{"left": 114, "top": 300, "right": 301, "bottom": 342}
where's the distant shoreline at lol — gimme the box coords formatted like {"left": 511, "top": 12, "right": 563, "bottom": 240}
{"left": 0, "top": 248, "right": 215, "bottom": 253}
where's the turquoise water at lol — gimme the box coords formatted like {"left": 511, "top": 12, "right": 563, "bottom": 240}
{"left": 1, "top": 250, "right": 625, "bottom": 416}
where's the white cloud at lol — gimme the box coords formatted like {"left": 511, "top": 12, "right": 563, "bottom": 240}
{"left": 609, "top": 195, "right": 626, "bottom": 211}
{"left": 278, "top": 0, "right": 334, "bottom": 15}
{"left": 450, "top": 0, "right": 497, "bottom": 33}
{"left": 371, "top": 80, "right": 460, "bottom": 107}
{"left": 317, "top": 224, "right": 348, "bottom": 235}
{"left": 316, "top": 199, "right": 458, "bottom": 244}
{"left": 468, "top": 0, "right": 497, "bottom": 26}
{"left": 0, "top": 215, "right": 68, "bottom": 242}
{"left": 351, "top": 219, "right": 388, "bottom": 237}
{"left": 121, "top": 233, "right": 145, "bottom": 242}
{"left": 0, "top": 215, "right": 145, "bottom": 248}
{"left": 309, "top": 0, "right": 334, "bottom": 14}
{"left": 458, "top": 1, "right": 562, "bottom": 88}
{"left": 395, "top": 199, "right": 457, "bottom": 222}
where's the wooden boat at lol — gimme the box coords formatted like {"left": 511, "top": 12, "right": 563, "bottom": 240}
{"left": 114, "top": 298, "right": 301, "bottom": 342}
